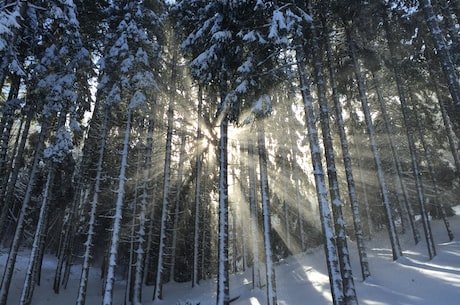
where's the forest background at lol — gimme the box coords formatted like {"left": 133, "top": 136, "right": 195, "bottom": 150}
{"left": 1, "top": 1, "right": 460, "bottom": 305}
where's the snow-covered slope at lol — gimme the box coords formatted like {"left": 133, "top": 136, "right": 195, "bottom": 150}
{"left": 2, "top": 208, "right": 460, "bottom": 305}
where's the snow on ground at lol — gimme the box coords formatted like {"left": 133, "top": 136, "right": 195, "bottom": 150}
{"left": 2, "top": 207, "right": 460, "bottom": 305}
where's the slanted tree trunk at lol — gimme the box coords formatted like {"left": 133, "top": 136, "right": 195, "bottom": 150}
{"left": 76, "top": 104, "right": 110, "bottom": 305}
{"left": 372, "top": 70, "right": 419, "bottom": 244}
{"left": 0, "top": 75, "right": 20, "bottom": 205}
{"left": 0, "top": 119, "right": 48, "bottom": 305}
{"left": 0, "top": 105, "right": 33, "bottom": 242}
{"left": 380, "top": 12, "right": 436, "bottom": 258}
{"left": 102, "top": 109, "right": 132, "bottom": 305}
{"left": 295, "top": 43, "right": 344, "bottom": 305}
{"left": 419, "top": 0, "right": 460, "bottom": 107}
{"left": 410, "top": 99, "right": 454, "bottom": 241}
{"left": 382, "top": 9, "right": 428, "bottom": 246}
{"left": 19, "top": 164, "right": 56, "bottom": 305}
{"left": 398, "top": 93, "right": 436, "bottom": 259}
{"left": 345, "top": 24, "right": 402, "bottom": 261}
{"left": 323, "top": 20, "right": 370, "bottom": 281}
{"left": 257, "top": 121, "right": 277, "bottom": 305}
{"left": 430, "top": 69, "right": 460, "bottom": 174}
{"left": 20, "top": 110, "right": 68, "bottom": 305}
{"left": 311, "top": 20, "right": 357, "bottom": 303}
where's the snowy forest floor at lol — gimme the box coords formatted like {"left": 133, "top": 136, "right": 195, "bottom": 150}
{"left": 2, "top": 207, "right": 460, "bottom": 305}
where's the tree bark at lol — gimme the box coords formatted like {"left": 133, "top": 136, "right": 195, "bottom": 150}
{"left": 76, "top": 104, "right": 110, "bottom": 305}
{"left": 295, "top": 43, "right": 344, "bottom": 305}
{"left": 257, "top": 121, "right": 277, "bottom": 305}
{"left": 216, "top": 112, "right": 230, "bottom": 305}
{"left": 410, "top": 99, "right": 453, "bottom": 241}
{"left": 19, "top": 164, "right": 56, "bottom": 305}
{"left": 0, "top": 119, "right": 48, "bottom": 305}
{"left": 153, "top": 100, "right": 174, "bottom": 301}
{"left": 248, "top": 136, "right": 261, "bottom": 289}
{"left": 102, "top": 109, "right": 132, "bottom": 305}
{"left": 193, "top": 88, "right": 204, "bottom": 288}
{"left": 371, "top": 71, "right": 419, "bottom": 244}
{"left": 132, "top": 117, "right": 154, "bottom": 305}
{"left": 419, "top": 0, "right": 460, "bottom": 108}
{"left": 312, "top": 21, "right": 357, "bottom": 303}
{"left": 323, "top": 21, "right": 370, "bottom": 281}
{"left": 346, "top": 24, "right": 402, "bottom": 261}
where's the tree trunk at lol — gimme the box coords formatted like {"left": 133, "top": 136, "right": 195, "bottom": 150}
{"left": 125, "top": 148, "right": 141, "bottom": 305}
{"left": 295, "top": 44, "right": 344, "bottom": 305}
{"left": 257, "top": 121, "right": 277, "bottom": 305}
{"left": 102, "top": 109, "right": 132, "bottom": 305}
{"left": 287, "top": 105, "right": 306, "bottom": 252}
{"left": 312, "top": 22, "right": 357, "bottom": 303}
{"left": 132, "top": 117, "right": 154, "bottom": 305}
{"left": 153, "top": 98, "right": 174, "bottom": 300}
{"left": 0, "top": 119, "right": 48, "bottom": 305}
{"left": 0, "top": 105, "right": 33, "bottom": 242}
{"left": 323, "top": 21, "right": 370, "bottom": 281}
{"left": 76, "top": 104, "right": 110, "bottom": 305}
{"left": 380, "top": 12, "right": 436, "bottom": 258}
{"left": 420, "top": 0, "right": 460, "bottom": 107}
{"left": 399, "top": 92, "right": 436, "bottom": 258}
{"left": 372, "top": 71, "right": 419, "bottom": 244}
{"left": 19, "top": 164, "right": 56, "bottom": 305}
{"left": 248, "top": 136, "right": 261, "bottom": 289}
{"left": 0, "top": 74, "right": 20, "bottom": 205}
{"left": 216, "top": 109, "right": 230, "bottom": 305}
{"left": 410, "top": 98, "right": 453, "bottom": 242}
{"left": 346, "top": 25, "right": 402, "bottom": 261}
{"left": 170, "top": 131, "right": 186, "bottom": 282}
{"left": 193, "top": 88, "right": 204, "bottom": 288}
{"left": 430, "top": 69, "right": 460, "bottom": 174}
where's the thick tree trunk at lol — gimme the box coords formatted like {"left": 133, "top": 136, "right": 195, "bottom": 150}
{"left": 324, "top": 23, "right": 370, "bottom": 281}
{"left": 312, "top": 24, "right": 357, "bottom": 303}
{"left": 295, "top": 44, "right": 344, "bottom": 305}
{"left": 216, "top": 112, "right": 230, "bottom": 305}
{"left": 76, "top": 104, "right": 110, "bottom": 305}
{"left": 102, "top": 109, "right": 132, "bottom": 305}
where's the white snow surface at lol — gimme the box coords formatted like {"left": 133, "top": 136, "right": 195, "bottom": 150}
{"left": 2, "top": 207, "right": 460, "bottom": 305}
